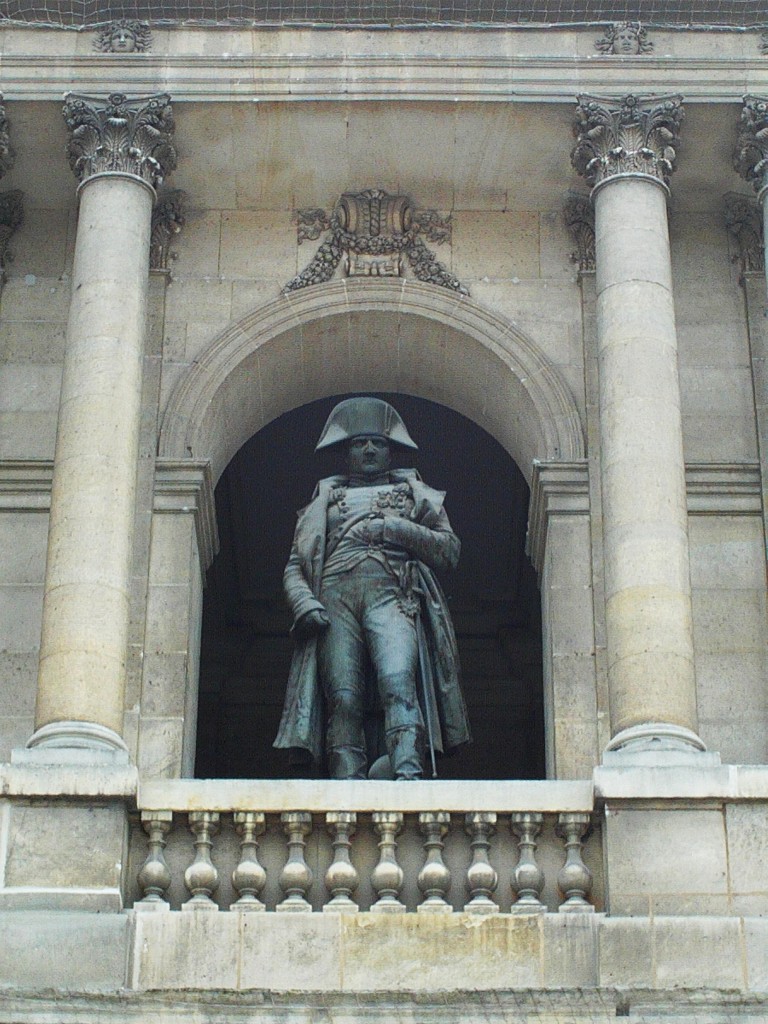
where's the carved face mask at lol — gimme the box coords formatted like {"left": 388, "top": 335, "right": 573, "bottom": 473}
{"left": 111, "top": 29, "right": 136, "bottom": 51}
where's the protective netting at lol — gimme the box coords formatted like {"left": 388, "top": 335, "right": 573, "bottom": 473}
{"left": 0, "top": 0, "right": 764, "bottom": 27}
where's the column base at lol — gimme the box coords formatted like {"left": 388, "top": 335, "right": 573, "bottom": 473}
{"left": 603, "top": 722, "right": 721, "bottom": 767}
{"left": 12, "top": 721, "right": 130, "bottom": 765}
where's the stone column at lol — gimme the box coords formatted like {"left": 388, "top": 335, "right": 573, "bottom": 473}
{"left": 735, "top": 96, "right": 768, "bottom": 302}
{"left": 27, "top": 93, "right": 176, "bottom": 759}
{"left": 572, "top": 94, "right": 706, "bottom": 758}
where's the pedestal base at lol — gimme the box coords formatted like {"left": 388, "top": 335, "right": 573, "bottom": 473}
{"left": 603, "top": 723, "right": 720, "bottom": 767}
{"left": 13, "top": 721, "right": 130, "bottom": 766}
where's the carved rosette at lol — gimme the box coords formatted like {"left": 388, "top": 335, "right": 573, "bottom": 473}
{"left": 0, "top": 98, "right": 15, "bottom": 179}
{"left": 63, "top": 92, "right": 176, "bottom": 191}
{"left": 150, "top": 188, "right": 186, "bottom": 270}
{"left": 572, "top": 94, "right": 684, "bottom": 194}
{"left": 734, "top": 96, "right": 768, "bottom": 201}
{"left": 563, "top": 191, "right": 595, "bottom": 273}
{"left": 724, "top": 192, "right": 765, "bottom": 275}
{"left": 284, "top": 188, "right": 467, "bottom": 295}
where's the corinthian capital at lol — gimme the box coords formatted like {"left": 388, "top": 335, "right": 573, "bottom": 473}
{"left": 63, "top": 92, "right": 176, "bottom": 191}
{"left": 734, "top": 96, "right": 768, "bottom": 200}
{"left": 571, "top": 94, "right": 684, "bottom": 193}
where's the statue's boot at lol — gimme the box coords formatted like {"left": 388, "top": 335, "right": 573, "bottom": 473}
{"left": 327, "top": 745, "right": 367, "bottom": 780}
{"left": 385, "top": 726, "right": 424, "bottom": 780}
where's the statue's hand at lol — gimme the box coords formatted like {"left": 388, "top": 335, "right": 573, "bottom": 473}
{"left": 365, "top": 514, "right": 385, "bottom": 545}
{"left": 294, "top": 608, "right": 330, "bottom": 641}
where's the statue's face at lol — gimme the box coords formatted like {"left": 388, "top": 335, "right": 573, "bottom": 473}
{"left": 347, "top": 436, "right": 391, "bottom": 478}
{"left": 614, "top": 28, "right": 640, "bottom": 53}
{"left": 111, "top": 27, "right": 137, "bottom": 51}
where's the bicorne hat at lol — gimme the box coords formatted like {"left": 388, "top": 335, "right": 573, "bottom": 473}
{"left": 315, "top": 397, "right": 418, "bottom": 451}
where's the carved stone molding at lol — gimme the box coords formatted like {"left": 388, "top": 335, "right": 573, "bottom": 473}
{"left": 285, "top": 189, "right": 467, "bottom": 295}
{"left": 0, "top": 188, "right": 23, "bottom": 279}
{"left": 571, "top": 94, "right": 684, "bottom": 193}
{"left": 594, "top": 22, "right": 653, "bottom": 56}
{"left": 734, "top": 96, "right": 768, "bottom": 201}
{"left": 153, "top": 459, "right": 219, "bottom": 572}
{"left": 527, "top": 460, "right": 761, "bottom": 576}
{"left": 150, "top": 188, "right": 186, "bottom": 270}
{"left": 563, "top": 191, "right": 595, "bottom": 273}
{"left": 527, "top": 461, "right": 590, "bottom": 575}
{"left": 93, "top": 19, "right": 152, "bottom": 53}
{"left": 0, "top": 97, "right": 15, "bottom": 179}
{"left": 724, "top": 192, "right": 765, "bottom": 275}
{"left": 62, "top": 92, "right": 176, "bottom": 191}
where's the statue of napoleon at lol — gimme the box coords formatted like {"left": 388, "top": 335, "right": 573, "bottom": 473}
{"left": 274, "top": 397, "right": 471, "bottom": 780}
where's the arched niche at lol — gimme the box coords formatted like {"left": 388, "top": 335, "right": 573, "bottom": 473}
{"left": 158, "top": 279, "right": 584, "bottom": 487}
{"left": 196, "top": 393, "right": 544, "bottom": 781}
{"left": 149, "top": 279, "right": 594, "bottom": 782}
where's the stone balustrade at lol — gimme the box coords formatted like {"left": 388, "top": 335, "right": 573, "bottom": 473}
{"left": 129, "top": 780, "right": 599, "bottom": 913}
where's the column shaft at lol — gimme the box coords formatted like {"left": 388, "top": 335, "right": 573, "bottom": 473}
{"left": 594, "top": 178, "right": 697, "bottom": 738}
{"left": 35, "top": 176, "right": 152, "bottom": 740}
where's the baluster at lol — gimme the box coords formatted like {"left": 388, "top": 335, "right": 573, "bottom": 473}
{"left": 417, "top": 812, "right": 452, "bottom": 913}
{"left": 183, "top": 811, "right": 220, "bottom": 911}
{"left": 277, "top": 811, "right": 313, "bottom": 912}
{"left": 463, "top": 812, "right": 498, "bottom": 914}
{"left": 556, "top": 812, "right": 594, "bottom": 913}
{"left": 232, "top": 811, "right": 266, "bottom": 911}
{"left": 323, "top": 812, "right": 359, "bottom": 913}
{"left": 370, "top": 812, "right": 405, "bottom": 913}
{"left": 510, "top": 812, "right": 546, "bottom": 914}
{"left": 136, "top": 810, "right": 173, "bottom": 910}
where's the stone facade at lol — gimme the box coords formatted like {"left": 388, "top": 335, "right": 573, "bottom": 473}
{"left": 0, "top": 14, "right": 767, "bottom": 1024}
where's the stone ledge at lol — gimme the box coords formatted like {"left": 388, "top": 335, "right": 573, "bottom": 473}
{"left": 0, "top": 763, "right": 138, "bottom": 798}
{"left": 0, "top": 53, "right": 766, "bottom": 103}
{"left": 594, "top": 763, "right": 768, "bottom": 802}
{"left": 0, "top": 911, "right": 766, "bottom": 1008}
{"left": 137, "top": 776, "right": 595, "bottom": 813}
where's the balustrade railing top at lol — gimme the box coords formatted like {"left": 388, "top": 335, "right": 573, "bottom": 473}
{"left": 138, "top": 778, "right": 594, "bottom": 813}
{"left": 132, "top": 779, "right": 598, "bottom": 916}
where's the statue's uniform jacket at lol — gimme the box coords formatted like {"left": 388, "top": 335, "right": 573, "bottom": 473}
{"left": 275, "top": 469, "right": 472, "bottom": 764}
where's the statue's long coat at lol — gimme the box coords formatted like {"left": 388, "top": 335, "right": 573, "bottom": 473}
{"left": 274, "top": 470, "right": 471, "bottom": 765}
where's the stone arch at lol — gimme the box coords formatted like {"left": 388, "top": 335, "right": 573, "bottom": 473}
{"left": 159, "top": 279, "right": 584, "bottom": 486}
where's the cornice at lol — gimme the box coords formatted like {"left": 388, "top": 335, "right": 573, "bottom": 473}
{"left": 527, "top": 460, "right": 762, "bottom": 576}
{"left": 0, "top": 53, "right": 766, "bottom": 101}
{"left": 0, "top": 457, "right": 220, "bottom": 570}
{"left": 153, "top": 458, "right": 219, "bottom": 571}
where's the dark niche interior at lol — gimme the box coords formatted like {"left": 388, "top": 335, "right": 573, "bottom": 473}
{"left": 195, "top": 393, "right": 544, "bottom": 780}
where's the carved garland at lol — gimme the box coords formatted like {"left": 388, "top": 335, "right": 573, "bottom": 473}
{"left": 150, "top": 188, "right": 186, "bottom": 270}
{"left": 0, "top": 97, "right": 15, "bottom": 180}
{"left": 734, "top": 96, "right": 768, "bottom": 198}
{"left": 724, "top": 192, "right": 765, "bottom": 275}
{"left": 284, "top": 189, "right": 468, "bottom": 295}
{"left": 0, "top": 188, "right": 23, "bottom": 279}
{"left": 563, "top": 192, "right": 595, "bottom": 273}
{"left": 571, "top": 94, "right": 684, "bottom": 191}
